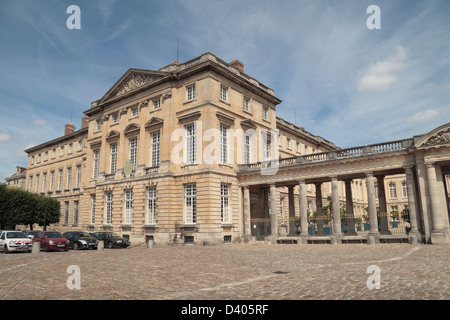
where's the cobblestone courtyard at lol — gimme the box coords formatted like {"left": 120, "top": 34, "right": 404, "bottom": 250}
{"left": 0, "top": 243, "right": 448, "bottom": 301}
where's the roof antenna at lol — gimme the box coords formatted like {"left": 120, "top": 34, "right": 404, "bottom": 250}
{"left": 295, "top": 109, "right": 297, "bottom": 127}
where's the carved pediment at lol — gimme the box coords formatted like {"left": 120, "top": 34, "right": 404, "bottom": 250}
{"left": 422, "top": 129, "right": 450, "bottom": 147}
{"left": 100, "top": 69, "right": 168, "bottom": 103}
{"left": 416, "top": 123, "right": 450, "bottom": 149}
{"left": 105, "top": 130, "right": 120, "bottom": 142}
{"left": 124, "top": 123, "right": 140, "bottom": 137}
{"left": 240, "top": 119, "right": 257, "bottom": 130}
{"left": 145, "top": 117, "right": 164, "bottom": 132}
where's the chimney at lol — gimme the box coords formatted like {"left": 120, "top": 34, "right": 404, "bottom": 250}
{"left": 230, "top": 59, "right": 244, "bottom": 73}
{"left": 65, "top": 123, "right": 76, "bottom": 135}
{"left": 81, "top": 116, "right": 89, "bottom": 129}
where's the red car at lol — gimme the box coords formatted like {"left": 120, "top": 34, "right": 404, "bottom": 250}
{"left": 33, "top": 231, "right": 70, "bottom": 251}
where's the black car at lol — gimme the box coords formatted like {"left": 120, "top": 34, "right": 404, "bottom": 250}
{"left": 63, "top": 231, "right": 98, "bottom": 250}
{"left": 91, "top": 232, "right": 130, "bottom": 248}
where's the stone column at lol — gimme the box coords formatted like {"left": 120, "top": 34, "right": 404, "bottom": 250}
{"left": 288, "top": 185, "right": 296, "bottom": 236}
{"left": 366, "top": 172, "right": 380, "bottom": 244}
{"left": 331, "top": 177, "right": 342, "bottom": 244}
{"left": 404, "top": 166, "right": 421, "bottom": 243}
{"left": 426, "top": 162, "right": 450, "bottom": 244}
{"left": 315, "top": 182, "right": 325, "bottom": 236}
{"left": 376, "top": 175, "right": 391, "bottom": 235}
{"left": 344, "top": 179, "right": 357, "bottom": 235}
{"left": 243, "top": 186, "right": 252, "bottom": 242}
{"left": 416, "top": 160, "right": 432, "bottom": 242}
{"left": 298, "top": 179, "right": 309, "bottom": 243}
{"left": 269, "top": 184, "right": 278, "bottom": 239}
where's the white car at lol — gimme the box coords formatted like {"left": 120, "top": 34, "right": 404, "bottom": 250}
{"left": 0, "top": 231, "right": 33, "bottom": 253}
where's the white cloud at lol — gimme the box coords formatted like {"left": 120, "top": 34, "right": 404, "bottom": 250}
{"left": 0, "top": 133, "right": 11, "bottom": 142}
{"left": 357, "top": 46, "right": 408, "bottom": 92}
{"left": 407, "top": 109, "right": 440, "bottom": 124}
{"left": 34, "top": 119, "right": 49, "bottom": 126}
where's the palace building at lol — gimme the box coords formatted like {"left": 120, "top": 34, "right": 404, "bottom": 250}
{"left": 24, "top": 52, "right": 450, "bottom": 245}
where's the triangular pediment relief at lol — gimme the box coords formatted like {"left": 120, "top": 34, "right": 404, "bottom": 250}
{"left": 100, "top": 69, "right": 168, "bottom": 103}
{"left": 145, "top": 117, "right": 164, "bottom": 131}
{"left": 240, "top": 119, "right": 258, "bottom": 130}
{"left": 105, "top": 130, "right": 120, "bottom": 142}
{"left": 415, "top": 123, "right": 450, "bottom": 148}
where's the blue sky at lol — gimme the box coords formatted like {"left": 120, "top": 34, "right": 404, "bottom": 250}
{"left": 0, "top": 0, "right": 449, "bottom": 180}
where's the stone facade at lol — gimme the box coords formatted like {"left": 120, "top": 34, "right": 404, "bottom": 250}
{"left": 23, "top": 53, "right": 450, "bottom": 245}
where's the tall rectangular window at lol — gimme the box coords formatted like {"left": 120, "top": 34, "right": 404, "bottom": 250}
{"left": 58, "top": 169, "right": 63, "bottom": 191}
{"left": 262, "top": 107, "right": 268, "bottom": 120}
{"left": 74, "top": 200, "right": 79, "bottom": 225}
{"left": 220, "top": 85, "right": 228, "bottom": 101}
{"left": 147, "top": 187, "right": 157, "bottom": 224}
{"left": 76, "top": 165, "right": 81, "bottom": 188}
{"left": 185, "top": 124, "right": 196, "bottom": 164}
{"left": 186, "top": 84, "right": 196, "bottom": 100}
{"left": 221, "top": 184, "right": 230, "bottom": 223}
{"left": 151, "top": 132, "right": 160, "bottom": 167}
{"left": 28, "top": 176, "right": 33, "bottom": 192}
{"left": 42, "top": 172, "right": 47, "bottom": 193}
{"left": 105, "top": 192, "right": 113, "bottom": 224}
{"left": 244, "top": 135, "right": 251, "bottom": 164}
{"left": 185, "top": 184, "right": 196, "bottom": 224}
{"left": 67, "top": 167, "right": 72, "bottom": 190}
{"left": 93, "top": 149, "right": 100, "bottom": 178}
{"left": 402, "top": 182, "right": 408, "bottom": 198}
{"left": 35, "top": 174, "right": 40, "bottom": 193}
{"left": 124, "top": 189, "right": 133, "bottom": 224}
{"left": 389, "top": 183, "right": 397, "bottom": 199}
{"left": 129, "top": 137, "right": 138, "bottom": 170}
{"left": 90, "top": 195, "right": 96, "bottom": 224}
{"left": 64, "top": 202, "right": 69, "bottom": 225}
{"left": 50, "top": 171, "right": 55, "bottom": 192}
{"left": 263, "top": 140, "right": 271, "bottom": 161}
{"left": 110, "top": 143, "right": 117, "bottom": 174}
{"left": 220, "top": 125, "right": 228, "bottom": 163}
{"left": 243, "top": 97, "right": 250, "bottom": 112}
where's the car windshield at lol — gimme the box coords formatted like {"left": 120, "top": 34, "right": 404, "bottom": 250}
{"left": 77, "top": 232, "right": 91, "bottom": 237}
{"left": 7, "top": 232, "right": 28, "bottom": 239}
{"left": 29, "top": 231, "right": 39, "bottom": 235}
{"left": 45, "top": 232, "right": 64, "bottom": 238}
{"left": 104, "top": 232, "right": 119, "bottom": 237}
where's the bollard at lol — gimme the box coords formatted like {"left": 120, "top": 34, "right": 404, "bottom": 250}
{"left": 97, "top": 240, "right": 104, "bottom": 251}
{"left": 32, "top": 241, "right": 40, "bottom": 254}
{"left": 148, "top": 239, "right": 154, "bottom": 248}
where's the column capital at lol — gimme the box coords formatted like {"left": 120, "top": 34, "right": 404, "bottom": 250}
{"left": 425, "top": 162, "right": 436, "bottom": 168}
{"left": 364, "top": 171, "right": 374, "bottom": 178}
{"left": 330, "top": 176, "right": 338, "bottom": 182}
{"left": 298, "top": 179, "right": 306, "bottom": 184}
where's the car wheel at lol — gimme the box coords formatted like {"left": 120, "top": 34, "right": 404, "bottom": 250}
{"left": 73, "top": 242, "right": 80, "bottom": 250}
{"left": 107, "top": 241, "right": 113, "bottom": 249}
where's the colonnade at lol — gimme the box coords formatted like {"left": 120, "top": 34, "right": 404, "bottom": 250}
{"left": 242, "top": 162, "right": 449, "bottom": 244}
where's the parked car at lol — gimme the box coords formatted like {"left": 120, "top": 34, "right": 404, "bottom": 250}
{"left": 63, "top": 231, "right": 98, "bottom": 250}
{"left": 23, "top": 230, "right": 40, "bottom": 240}
{"left": 33, "top": 231, "right": 70, "bottom": 251}
{"left": 0, "top": 230, "right": 33, "bottom": 253}
{"left": 91, "top": 232, "right": 130, "bottom": 248}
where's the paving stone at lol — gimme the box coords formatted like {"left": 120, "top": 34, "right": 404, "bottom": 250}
{"left": 0, "top": 243, "right": 448, "bottom": 300}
